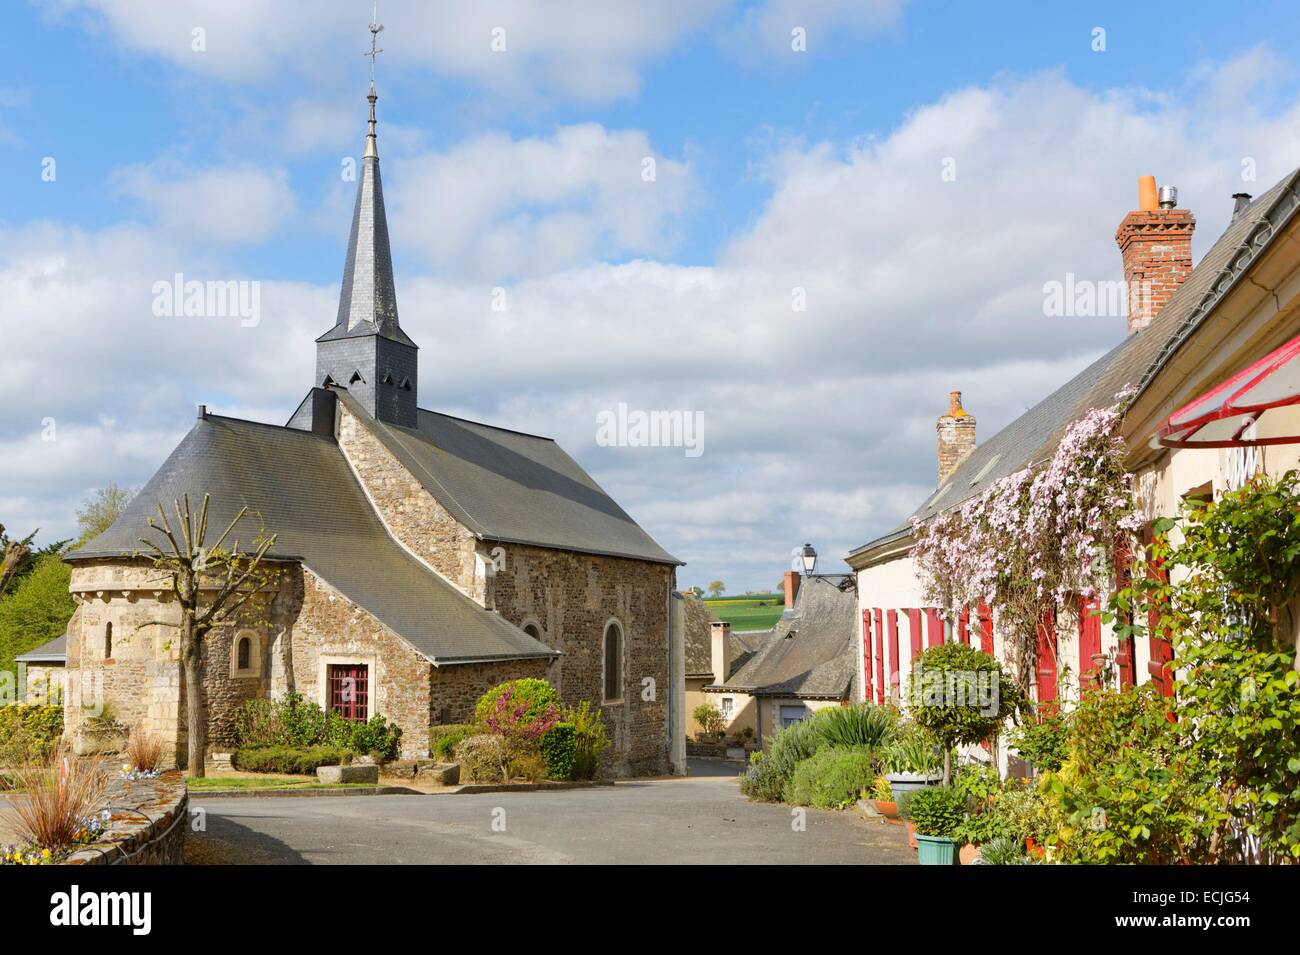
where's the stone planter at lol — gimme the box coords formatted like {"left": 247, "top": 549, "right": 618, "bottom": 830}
{"left": 317, "top": 763, "right": 379, "bottom": 784}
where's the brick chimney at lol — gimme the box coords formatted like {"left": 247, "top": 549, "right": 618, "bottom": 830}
{"left": 709, "top": 620, "right": 732, "bottom": 684}
{"left": 936, "top": 391, "right": 976, "bottom": 484}
{"left": 783, "top": 570, "right": 801, "bottom": 609}
{"left": 1115, "top": 176, "right": 1195, "bottom": 335}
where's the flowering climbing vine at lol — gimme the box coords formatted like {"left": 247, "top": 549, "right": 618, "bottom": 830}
{"left": 910, "top": 395, "right": 1139, "bottom": 687}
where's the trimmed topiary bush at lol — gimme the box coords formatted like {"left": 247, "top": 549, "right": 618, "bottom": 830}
{"left": 456, "top": 734, "right": 512, "bottom": 783}
{"left": 908, "top": 785, "right": 967, "bottom": 837}
{"left": 786, "top": 746, "right": 877, "bottom": 809}
{"left": 540, "top": 723, "right": 578, "bottom": 780}
{"left": 232, "top": 745, "right": 352, "bottom": 775}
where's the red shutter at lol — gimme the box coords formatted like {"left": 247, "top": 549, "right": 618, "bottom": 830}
{"left": 886, "top": 610, "right": 901, "bottom": 699}
{"left": 1143, "top": 526, "right": 1175, "bottom": 697}
{"left": 1114, "top": 539, "right": 1136, "bottom": 688}
{"left": 957, "top": 608, "right": 970, "bottom": 645}
{"left": 1036, "top": 610, "right": 1058, "bottom": 703}
{"left": 1078, "top": 596, "right": 1101, "bottom": 689}
{"left": 861, "top": 609, "right": 874, "bottom": 701}
{"left": 906, "top": 608, "right": 923, "bottom": 664}
{"left": 977, "top": 602, "right": 994, "bottom": 655}
{"left": 873, "top": 609, "right": 886, "bottom": 705}
{"left": 925, "top": 608, "right": 944, "bottom": 647}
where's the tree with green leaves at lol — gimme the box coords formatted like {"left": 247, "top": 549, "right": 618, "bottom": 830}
{"left": 0, "top": 553, "right": 75, "bottom": 685}
{"left": 706, "top": 580, "right": 725, "bottom": 598}
{"left": 136, "top": 494, "right": 277, "bottom": 775}
{"left": 75, "top": 483, "right": 135, "bottom": 544}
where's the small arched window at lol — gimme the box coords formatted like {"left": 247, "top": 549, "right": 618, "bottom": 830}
{"left": 522, "top": 622, "right": 541, "bottom": 640}
{"left": 603, "top": 621, "right": 623, "bottom": 703}
{"left": 237, "top": 635, "right": 251, "bottom": 671}
{"left": 104, "top": 622, "right": 113, "bottom": 660}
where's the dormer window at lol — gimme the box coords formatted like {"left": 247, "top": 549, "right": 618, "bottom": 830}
{"left": 349, "top": 371, "right": 364, "bottom": 385}
{"left": 400, "top": 378, "right": 412, "bottom": 391}
{"left": 382, "top": 373, "right": 394, "bottom": 386}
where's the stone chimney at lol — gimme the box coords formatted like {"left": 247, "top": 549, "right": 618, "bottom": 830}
{"left": 710, "top": 620, "right": 732, "bottom": 684}
{"left": 936, "top": 391, "right": 976, "bottom": 484}
{"left": 783, "top": 570, "right": 801, "bottom": 609}
{"left": 1115, "top": 175, "right": 1195, "bottom": 335}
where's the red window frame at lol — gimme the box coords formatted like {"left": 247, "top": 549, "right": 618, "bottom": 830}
{"left": 328, "top": 663, "right": 369, "bottom": 722}
{"left": 1114, "top": 539, "right": 1137, "bottom": 688}
{"left": 906, "top": 608, "right": 923, "bottom": 664}
{"left": 1142, "top": 525, "right": 1175, "bottom": 698}
{"left": 977, "top": 602, "right": 994, "bottom": 655}
{"left": 957, "top": 608, "right": 970, "bottom": 645}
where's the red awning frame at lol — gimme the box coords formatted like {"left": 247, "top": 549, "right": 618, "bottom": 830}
{"left": 1157, "top": 333, "right": 1300, "bottom": 449}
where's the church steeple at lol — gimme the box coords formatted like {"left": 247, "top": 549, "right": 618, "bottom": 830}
{"left": 313, "top": 10, "right": 418, "bottom": 429}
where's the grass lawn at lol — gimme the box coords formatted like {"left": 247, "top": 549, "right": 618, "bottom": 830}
{"left": 185, "top": 776, "right": 378, "bottom": 791}
{"left": 704, "top": 593, "right": 784, "bottom": 631}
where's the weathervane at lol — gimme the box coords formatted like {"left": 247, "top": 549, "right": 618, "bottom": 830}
{"left": 365, "top": 2, "right": 385, "bottom": 86}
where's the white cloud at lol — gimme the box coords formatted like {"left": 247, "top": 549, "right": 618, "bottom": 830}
{"left": 113, "top": 161, "right": 298, "bottom": 245}
{"left": 388, "top": 124, "right": 694, "bottom": 279}
{"left": 726, "top": 0, "right": 906, "bottom": 60}
{"left": 47, "top": 0, "right": 732, "bottom": 103}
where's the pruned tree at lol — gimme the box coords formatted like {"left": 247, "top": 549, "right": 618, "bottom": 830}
{"left": 137, "top": 494, "right": 277, "bottom": 776}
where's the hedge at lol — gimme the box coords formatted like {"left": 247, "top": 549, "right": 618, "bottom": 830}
{"left": 0, "top": 704, "right": 64, "bottom": 764}
{"left": 539, "top": 723, "right": 577, "bottom": 780}
{"left": 231, "top": 745, "right": 353, "bottom": 775}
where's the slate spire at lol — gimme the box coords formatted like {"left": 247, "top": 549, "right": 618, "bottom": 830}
{"left": 335, "top": 78, "right": 400, "bottom": 336}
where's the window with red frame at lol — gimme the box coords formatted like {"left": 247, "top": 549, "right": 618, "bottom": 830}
{"left": 328, "top": 663, "right": 369, "bottom": 722}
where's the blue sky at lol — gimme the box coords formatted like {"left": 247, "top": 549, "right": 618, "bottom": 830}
{"left": 4, "top": 1, "right": 1300, "bottom": 591}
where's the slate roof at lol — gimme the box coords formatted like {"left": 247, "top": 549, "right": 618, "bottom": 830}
{"left": 335, "top": 390, "right": 681, "bottom": 565}
{"left": 850, "top": 168, "right": 1300, "bottom": 562}
{"left": 710, "top": 575, "right": 856, "bottom": 699}
{"left": 15, "top": 633, "right": 66, "bottom": 663}
{"left": 68, "top": 414, "right": 557, "bottom": 666}
{"left": 681, "top": 594, "right": 718, "bottom": 677}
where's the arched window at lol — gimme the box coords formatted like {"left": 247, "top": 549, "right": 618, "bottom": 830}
{"left": 521, "top": 620, "right": 542, "bottom": 641}
{"left": 104, "top": 622, "right": 113, "bottom": 659}
{"left": 231, "top": 630, "right": 261, "bottom": 678}
{"left": 603, "top": 621, "right": 623, "bottom": 703}
{"left": 236, "top": 635, "right": 251, "bottom": 671}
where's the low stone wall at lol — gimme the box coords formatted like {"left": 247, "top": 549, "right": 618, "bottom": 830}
{"left": 65, "top": 769, "right": 187, "bottom": 865}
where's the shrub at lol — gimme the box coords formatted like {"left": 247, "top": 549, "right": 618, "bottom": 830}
{"left": 539, "top": 723, "right": 577, "bottom": 780}
{"left": 0, "top": 704, "right": 64, "bottom": 764}
{"left": 1009, "top": 701, "right": 1069, "bottom": 773}
{"left": 786, "top": 746, "right": 877, "bottom": 809}
{"left": 473, "top": 679, "right": 560, "bottom": 726}
{"left": 456, "top": 734, "right": 512, "bottom": 783}
{"left": 693, "top": 702, "right": 725, "bottom": 736}
{"left": 953, "top": 809, "right": 1013, "bottom": 846}
{"left": 992, "top": 779, "right": 1062, "bottom": 845}
{"left": 908, "top": 786, "right": 966, "bottom": 837}
{"left": 348, "top": 715, "right": 402, "bottom": 760}
{"left": 565, "top": 701, "right": 607, "bottom": 780}
{"left": 739, "top": 751, "right": 786, "bottom": 802}
{"left": 231, "top": 745, "right": 352, "bottom": 775}
{"left": 429, "top": 723, "right": 476, "bottom": 761}
{"left": 235, "top": 695, "right": 400, "bottom": 760}
{"left": 508, "top": 753, "right": 546, "bottom": 783}
{"left": 814, "top": 703, "right": 897, "bottom": 749}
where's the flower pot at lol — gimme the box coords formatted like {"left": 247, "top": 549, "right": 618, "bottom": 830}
{"left": 915, "top": 834, "right": 959, "bottom": 866}
{"left": 873, "top": 799, "right": 899, "bottom": 819}
{"left": 885, "top": 771, "right": 942, "bottom": 803}
{"left": 959, "top": 842, "right": 981, "bottom": 866}
{"left": 906, "top": 820, "right": 918, "bottom": 850}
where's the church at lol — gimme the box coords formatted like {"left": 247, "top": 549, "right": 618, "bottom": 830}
{"left": 61, "top": 76, "right": 683, "bottom": 776}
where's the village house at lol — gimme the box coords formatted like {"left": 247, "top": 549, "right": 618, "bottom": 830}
{"left": 58, "top": 79, "right": 686, "bottom": 776}
{"left": 848, "top": 172, "right": 1300, "bottom": 771}
{"left": 687, "top": 571, "right": 857, "bottom": 743}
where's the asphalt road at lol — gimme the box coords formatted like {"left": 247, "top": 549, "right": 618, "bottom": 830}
{"left": 187, "top": 760, "right": 915, "bottom": 865}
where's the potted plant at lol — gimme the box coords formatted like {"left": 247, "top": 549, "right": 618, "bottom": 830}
{"left": 883, "top": 729, "right": 943, "bottom": 805}
{"left": 952, "top": 810, "right": 1012, "bottom": 865}
{"left": 870, "top": 776, "right": 898, "bottom": 818}
{"left": 908, "top": 786, "right": 965, "bottom": 865}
